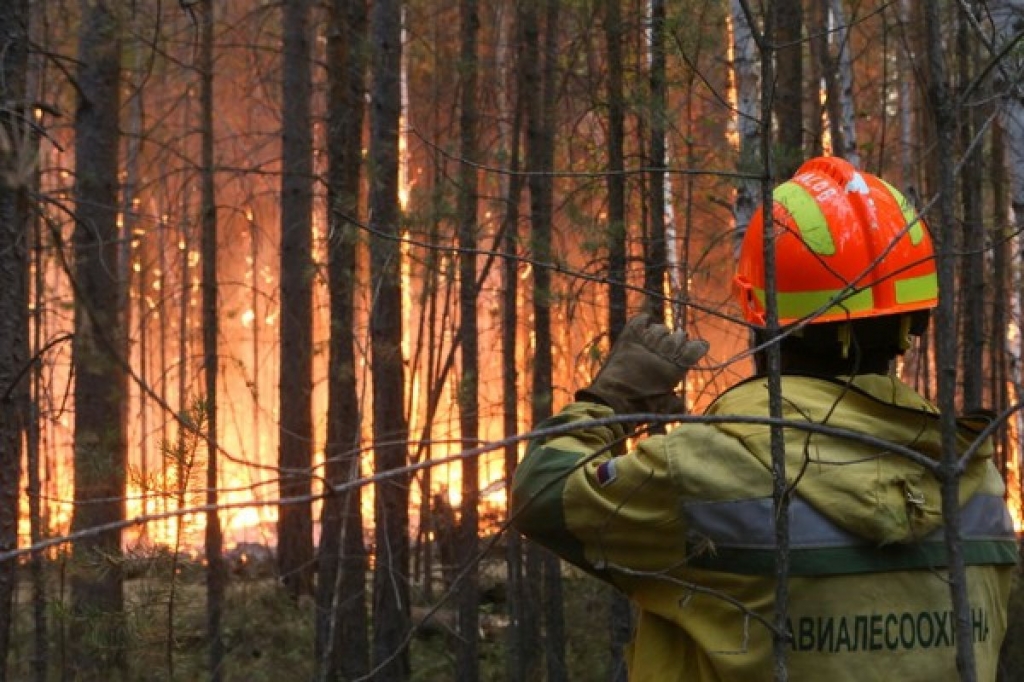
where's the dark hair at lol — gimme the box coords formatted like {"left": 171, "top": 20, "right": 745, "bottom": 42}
{"left": 754, "top": 310, "right": 930, "bottom": 377}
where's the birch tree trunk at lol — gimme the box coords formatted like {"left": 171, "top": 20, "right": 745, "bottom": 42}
{"left": 731, "top": 0, "right": 761, "bottom": 258}
{"left": 369, "top": 0, "right": 412, "bottom": 677}
{"left": 646, "top": 0, "right": 667, "bottom": 320}
{"left": 316, "top": 0, "right": 369, "bottom": 677}
{"left": 69, "top": 1, "right": 127, "bottom": 676}
{"left": 827, "top": 0, "right": 858, "bottom": 167}
{"left": 277, "top": 0, "right": 316, "bottom": 600}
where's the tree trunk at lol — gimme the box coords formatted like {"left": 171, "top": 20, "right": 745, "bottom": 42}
{"left": 277, "top": 0, "right": 316, "bottom": 601}
{"left": 731, "top": 0, "right": 761, "bottom": 258}
{"left": 369, "top": 0, "right": 411, "bottom": 678}
{"left": 316, "top": 0, "right": 369, "bottom": 678}
{"left": 198, "top": 1, "right": 227, "bottom": 679}
{"left": 806, "top": 1, "right": 835, "bottom": 159}
{"left": 518, "top": 4, "right": 544, "bottom": 680}
{"left": 646, "top": 0, "right": 667, "bottom": 320}
{"left": 121, "top": 22, "right": 144, "bottom": 529}
{"left": 603, "top": 1, "right": 630, "bottom": 677}
{"left": 827, "top": 0, "right": 858, "bottom": 166}
{"left": 499, "top": 7, "right": 527, "bottom": 677}
{"left": 956, "top": 4, "right": 985, "bottom": 411}
{"left": 0, "top": 1, "right": 29, "bottom": 678}
{"left": 757, "top": 4, "right": 792, "bottom": 680}
{"left": 26, "top": 24, "right": 47, "bottom": 670}
{"left": 896, "top": 0, "right": 933, "bottom": 397}
{"left": 69, "top": 1, "right": 127, "bottom": 676}
{"left": 524, "top": 0, "right": 567, "bottom": 679}
{"left": 501, "top": 199, "right": 526, "bottom": 682}
{"left": 28, "top": 225, "right": 46, "bottom": 682}
{"left": 604, "top": 0, "right": 627, "bottom": 336}
{"left": 774, "top": 0, "right": 803, "bottom": 177}
{"left": 456, "top": 0, "right": 481, "bottom": 679}
{"left": 924, "top": 3, "right": 978, "bottom": 679}
{"left": 990, "top": 119, "right": 1011, "bottom": 478}
{"left": 991, "top": 1, "right": 1024, "bottom": 441}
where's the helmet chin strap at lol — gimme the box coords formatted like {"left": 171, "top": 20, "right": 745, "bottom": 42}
{"left": 899, "top": 315, "right": 913, "bottom": 352}
{"left": 838, "top": 323, "right": 852, "bottom": 359}
{"left": 788, "top": 320, "right": 854, "bottom": 358}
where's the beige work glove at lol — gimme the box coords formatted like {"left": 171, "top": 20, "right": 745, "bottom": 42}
{"left": 576, "top": 314, "right": 709, "bottom": 421}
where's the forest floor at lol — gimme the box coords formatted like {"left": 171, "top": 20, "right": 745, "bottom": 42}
{"left": 8, "top": 551, "right": 1024, "bottom": 681}
{"left": 6, "top": 551, "right": 617, "bottom": 681}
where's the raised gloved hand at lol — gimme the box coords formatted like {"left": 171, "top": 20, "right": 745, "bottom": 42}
{"left": 576, "top": 314, "right": 709, "bottom": 420}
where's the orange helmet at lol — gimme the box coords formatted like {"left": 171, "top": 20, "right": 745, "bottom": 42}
{"left": 733, "top": 156, "right": 937, "bottom": 327}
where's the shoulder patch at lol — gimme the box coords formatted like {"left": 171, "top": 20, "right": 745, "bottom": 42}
{"left": 596, "top": 459, "right": 618, "bottom": 487}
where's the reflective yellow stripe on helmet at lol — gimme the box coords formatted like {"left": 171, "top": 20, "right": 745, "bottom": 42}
{"left": 752, "top": 286, "right": 874, "bottom": 321}
{"left": 776, "top": 182, "right": 836, "bottom": 256}
{"left": 895, "top": 272, "right": 938, "bottom": 305}
{"left": 879, "top": 179, "right": 925, "bottom": 246}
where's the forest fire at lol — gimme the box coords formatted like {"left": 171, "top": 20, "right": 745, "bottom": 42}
{"left": 4, "top": 2, "right": 1024, "bottom": 681}
{"left": 16, "top": 188, "right": 1024, "bottom": 554}
{"left": 20, "top": 308, "right": 1024, "bottom": 556}
{"left": 1002, "top": 404, "right": 1024, "bottom": 533}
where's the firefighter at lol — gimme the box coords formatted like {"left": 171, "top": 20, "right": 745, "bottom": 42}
{"left": 511, "top": 156, "right": 1018, "bottom": 681}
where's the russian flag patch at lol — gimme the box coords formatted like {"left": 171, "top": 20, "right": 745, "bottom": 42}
{"left": 596, "top": 459, "right": 618, "bottom": 487}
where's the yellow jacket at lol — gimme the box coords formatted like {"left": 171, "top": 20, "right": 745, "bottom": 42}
{"left": 511, "top": 374, "right": 1018, "bottom": 681}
